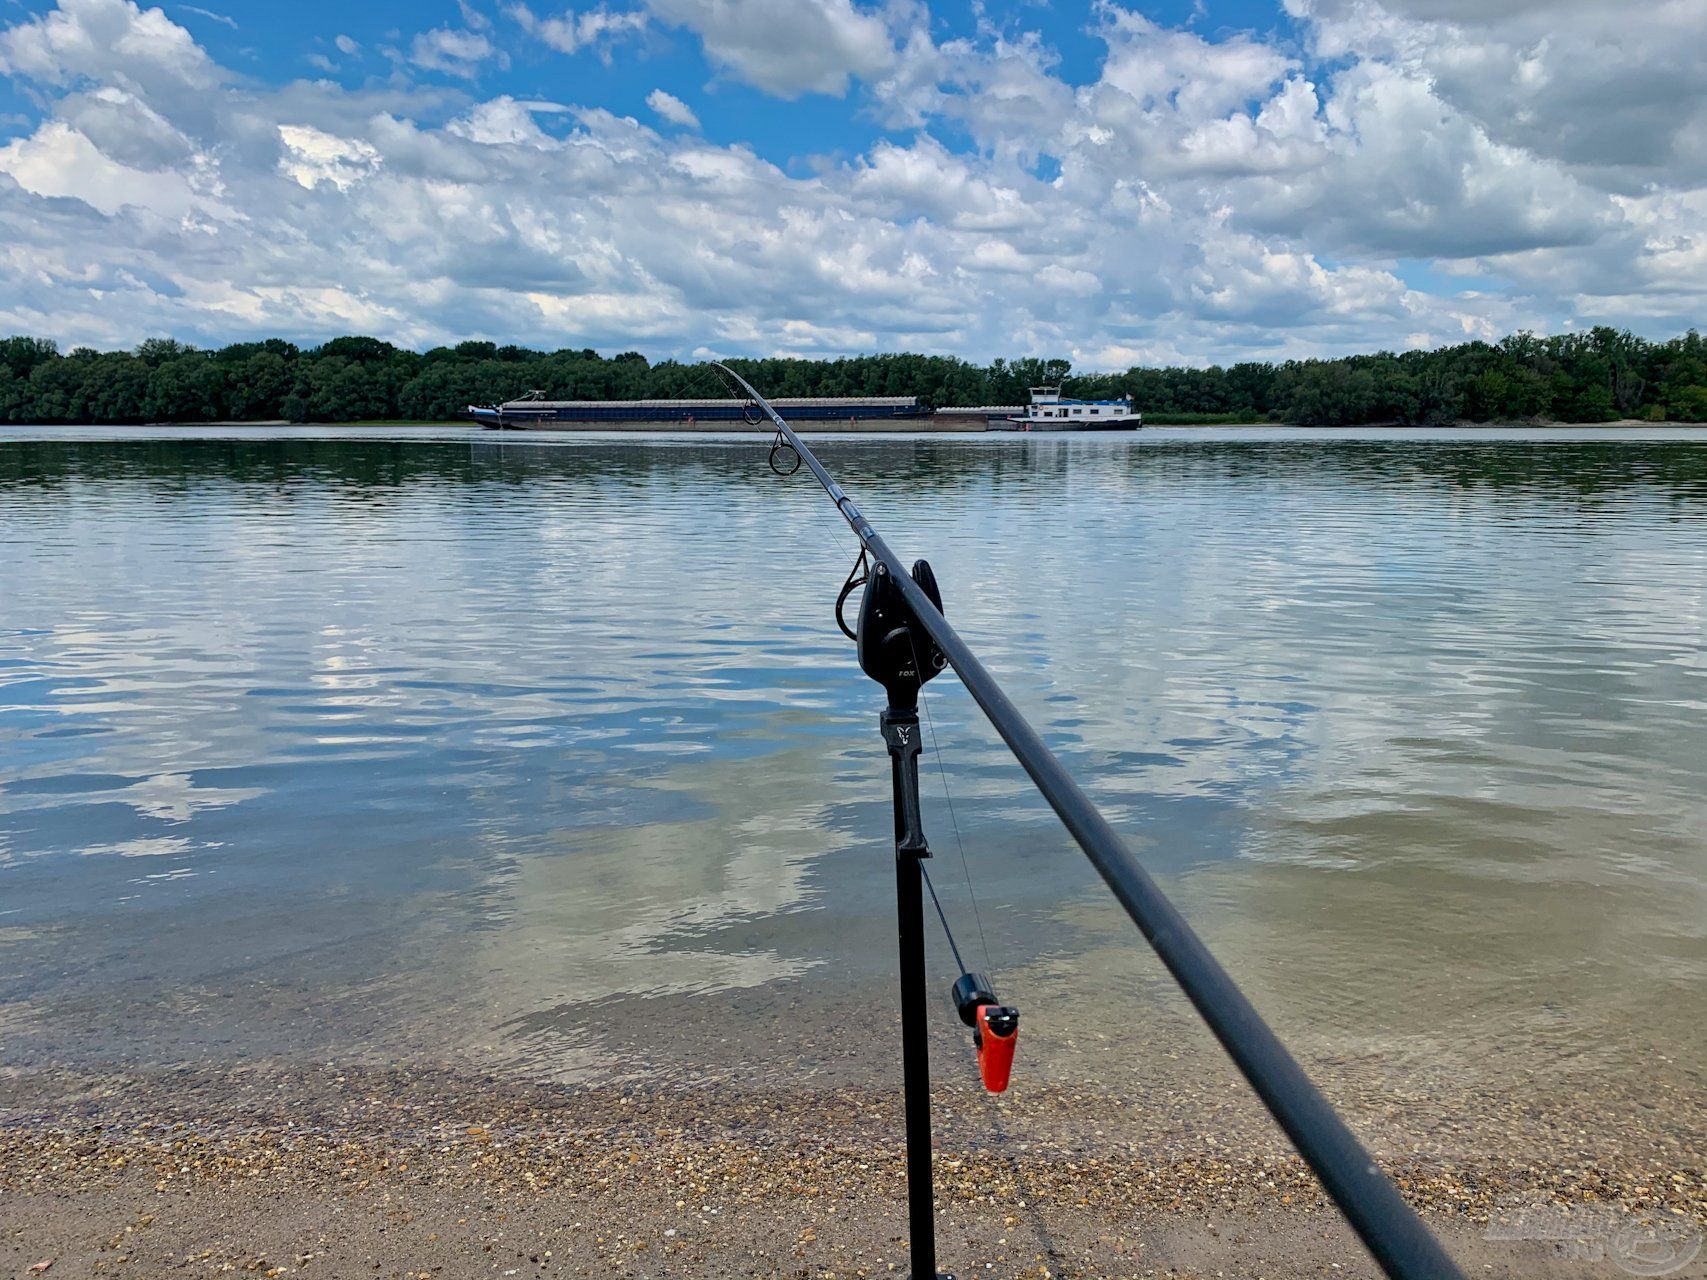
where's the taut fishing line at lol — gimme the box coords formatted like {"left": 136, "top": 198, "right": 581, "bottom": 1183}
{"left": 755, "top": 396, "right": 999, "bottom": 991}
{"left": 712, "top": 355, "right": 1008, "bottom": 1080}
{"left": 918, "top": 676, "right": 994, "bottom": 976}
{"left": 736, "top": 403, "right": 995, "bottom": 998}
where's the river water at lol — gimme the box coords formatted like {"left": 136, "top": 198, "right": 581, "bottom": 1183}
{"left": 1, "top": 427, "right": 1703, "bottom": 1154}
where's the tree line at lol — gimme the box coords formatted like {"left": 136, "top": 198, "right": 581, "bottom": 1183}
{"left": 2, "top": 327, "right": 1704, "bottom": 427}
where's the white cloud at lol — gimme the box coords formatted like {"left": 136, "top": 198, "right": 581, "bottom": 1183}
{"left": 505, "top": 3, "right": 648, "bottom": 59}
{"left": 58, "top": 84, "right": 194, "bottom": 168}
{"left": 1234, "top": 60, "right": 1611, "bottom": 259}
{"left": 644, "top": 0, "right": 895, "bottom": 98}
{"left": 1286, "top": 0, "right": 1707, "bottom": 192}
{"left": 865, "top": 32, "right": 1076, "bottom": 191}
{"left": 645, "top": 88, "right": 699, "bottom": 130}
{"left": 448, "top": 96, "right": 559, "bottom": 147}
{"left": 175, "top": 5, "right": 235, "bottom": 29}
{"left": 408, "top": 27, "right": 497, "bottom": 79}
{"left": 0, "top": 0, "right": 221, "bottom": 100}
{"left": 277, "top": 122, "right": 380, "bottom": 190}
{"left": 1097, "top": 6, "right": 1293, "bottom": 119}
{"left": 0, "top": 0, "right": 1701, "bottom": 365}
{"left": 334, "top": 34, "right": 360, "bottom": 55}
{"left": 0, "top": 118, "right": 209, "bottom": 215}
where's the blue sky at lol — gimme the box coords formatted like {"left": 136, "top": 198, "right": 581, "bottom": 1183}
{"left": 1, "top": 0, "right": 1702, "bottom": 366}
{"left": 109, "top": 0, "right": 1296, "bottom": 171}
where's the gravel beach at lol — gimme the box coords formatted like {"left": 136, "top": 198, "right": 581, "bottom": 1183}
{"left": 3, "top": 1061, "right": 1701, "bottom": 1279}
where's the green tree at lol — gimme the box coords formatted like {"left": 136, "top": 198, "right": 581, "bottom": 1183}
{"left": 317, "top": 335, "right": 398, "bottom": 364}
{"left": 287, "top": 356, "right": 406, "bottom": 421}
{"left": 26, "top": 357, "right": 92, "bottom": 422}
{"left": 147, "top": 355, "right": 229, "bottom": 421}
{"left": 1669, "top": 385, "right": 1707, "bottom": 422}
{"left": 227, "top": 352, "right": 293, "bottom": 419}
{"left": 2, "top": 325, "right": 1697, "bottom": 426}
{"left": 85, "top": 353, "right": 151, "bottom": 422}
{"left": 135, "top": 337, "right": 196, "bottom": 366}
{"left": 0, "top": 335, "right": 59, "bottom": 380}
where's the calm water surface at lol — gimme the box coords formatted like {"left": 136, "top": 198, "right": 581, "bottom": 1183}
{"left": 2, "top": 427, "right": 1704, "bottom": 1123}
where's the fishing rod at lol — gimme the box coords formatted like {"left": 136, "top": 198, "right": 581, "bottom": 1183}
{"left": 713, "top": 363, "right": 1465, "bottom": 1280}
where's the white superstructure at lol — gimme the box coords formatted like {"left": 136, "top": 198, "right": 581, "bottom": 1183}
{"left": 1010, "top": 387, "right": 1141, "bottom": 430}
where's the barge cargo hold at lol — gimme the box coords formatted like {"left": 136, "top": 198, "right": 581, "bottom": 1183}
{"left": 930, "top": 405, "right": 1024, "bottom": 429}
{"left": 467, "top": 392, "right": 926, "bottom": 428}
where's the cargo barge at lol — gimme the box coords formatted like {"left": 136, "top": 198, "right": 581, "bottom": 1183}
{"left": 467, "top": 391, "right": 926, "bottom": 428}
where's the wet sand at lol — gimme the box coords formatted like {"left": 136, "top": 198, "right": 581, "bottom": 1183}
{"left": 4, "top": 936, "right": 1704, "bottom": 1278}
{"left": 3, "top": 1062, "right": 1701, "bottom": 1279}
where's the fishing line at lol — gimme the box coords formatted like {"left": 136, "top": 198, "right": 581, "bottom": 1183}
{"left": 918, "top": 862, "right": 966, "bottom": 975}
{"left": 689, "top": 360, "right": 847, "bottom": 573}
{"left": 761, "top": 447, "right": 995, "bottom": 982}
{"left": 698, "top": 360, "right": 795, "bottom": 470}
{"left": 778, "top": 433, "right": 994, "bottom": 982}
{"left": 723, "top": 362, "right": 995, "bottom": 980}
{"left": 911, "top": 633, "right": 995, "bottom": 976}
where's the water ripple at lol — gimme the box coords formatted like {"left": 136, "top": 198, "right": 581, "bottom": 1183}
{"left": 0, "top": 429, "right": 1703, "bottom": 1092}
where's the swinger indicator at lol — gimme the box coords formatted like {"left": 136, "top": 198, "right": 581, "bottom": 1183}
{"left": 951, "top": 971, "right": 1020, "bottom": 1094}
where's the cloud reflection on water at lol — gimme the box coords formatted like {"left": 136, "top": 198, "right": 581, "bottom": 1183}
{"left": 0, "top": 429, "right": 1702, "bottom": 1099}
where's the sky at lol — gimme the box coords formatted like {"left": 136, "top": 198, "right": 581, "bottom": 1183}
{"left": 0, "top": 0, "right": 1703, "bottom": 368}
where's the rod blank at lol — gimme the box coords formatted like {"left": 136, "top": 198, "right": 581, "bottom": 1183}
{"left": 714, "top": 363, "right": 1466, "bottom": 1280}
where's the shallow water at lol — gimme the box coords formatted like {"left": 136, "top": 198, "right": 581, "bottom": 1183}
{"left": 1, "top": 426, "right": 1704, "bottom": 1125}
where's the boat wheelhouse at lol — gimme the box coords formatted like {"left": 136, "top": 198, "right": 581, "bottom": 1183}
{"left": 1010, "top": 387, "right": 1141, "bottom": 431}
{"left": 467, "top": 391, "right": 926, "bottom": 428}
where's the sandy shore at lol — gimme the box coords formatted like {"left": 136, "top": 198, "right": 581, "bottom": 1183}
{"left": 3, "top": 1063, "right": 1701, "bottom": 1279}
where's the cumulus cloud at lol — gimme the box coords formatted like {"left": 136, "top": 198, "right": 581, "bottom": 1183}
{"left": 1235, "top": 61, "right": 1611, "bottom": 259}
{"left": 0, "top": 0, "right": 221, "bottom": 97}
{"left": 1097, "top": 7, "right": 1294, "bottom": 120}
{"left": 872, "top": 25, "right": 1074, "bottom": 164}
{"left": 1286, "top": 0, "right": 1707, "bottom": 192}
{"left": 645, "top": 88, "right": 699, "bottom": 130}
{"left": 0, "top": 0, "right": 1701, "bottom": 364}
{"left": 506, "top": 3, "right": 648, "bottom": 59}
{"left": 277, "top": 122, "right": 380, "bottom": 190}
{"left": 644, "top": 0, "right": 895, "bottom": 98}
{"left": 408, "top": 27, "right": 498, "bottom": 78}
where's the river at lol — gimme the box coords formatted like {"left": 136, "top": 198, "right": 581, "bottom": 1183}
{"left": 2, "top": 426, "right": 1703, "bottom": 1188}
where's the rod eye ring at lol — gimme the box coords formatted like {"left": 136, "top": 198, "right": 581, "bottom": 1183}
{"left": 743, "top": 402, "right": 765, "bottom": 426}
{"left": 769, "top": 442, "right": 801, "bottom": 476}
{"left": 834, "top": 549, "right": 870, "bottom": 642}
